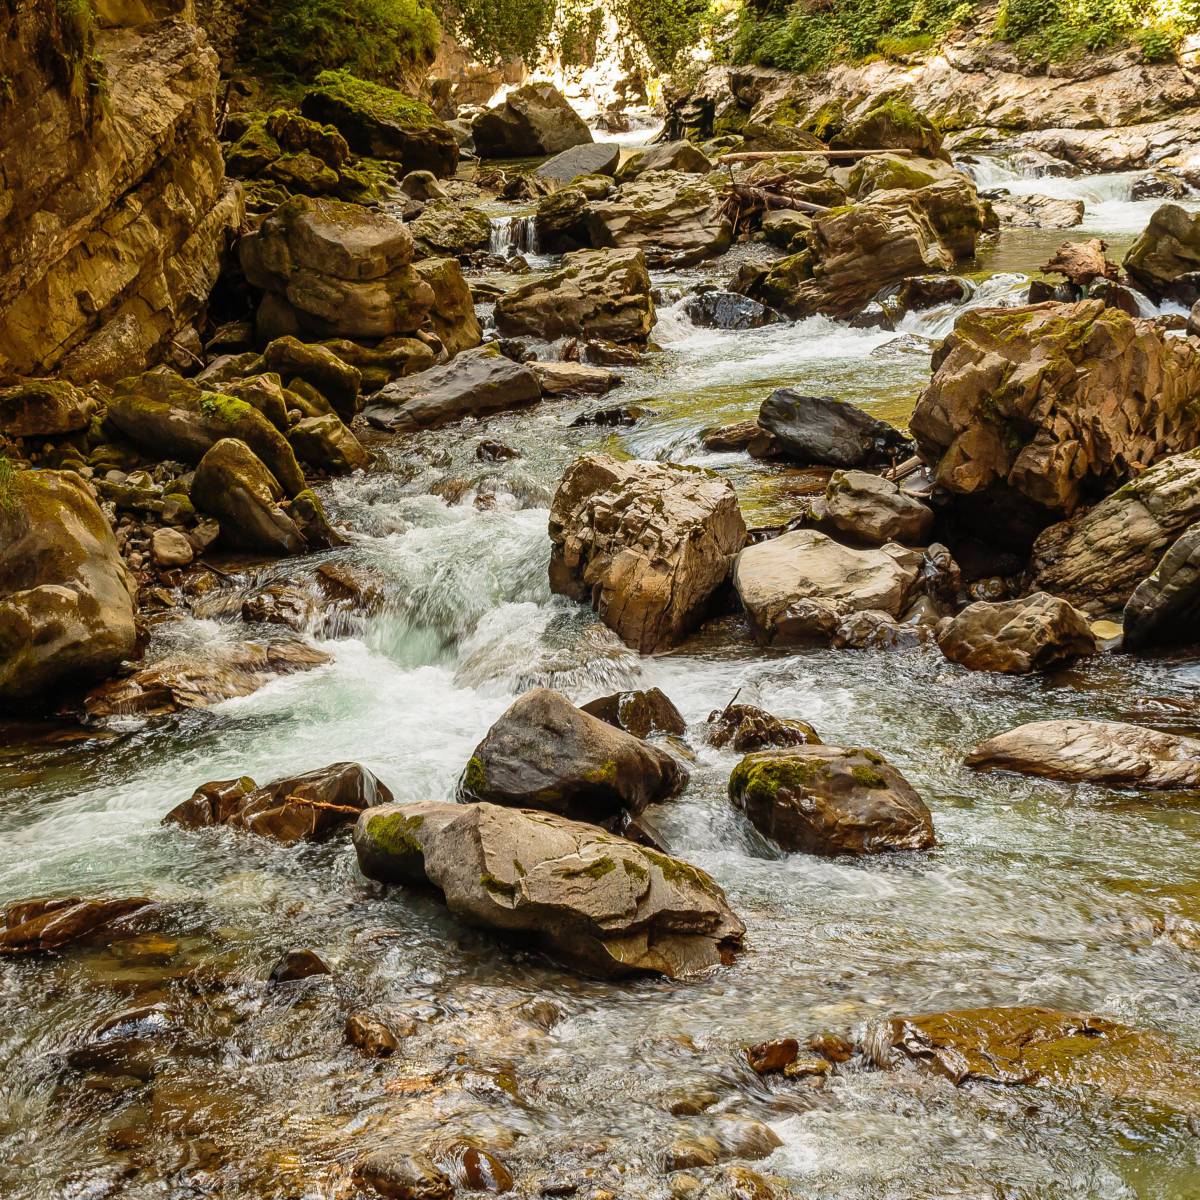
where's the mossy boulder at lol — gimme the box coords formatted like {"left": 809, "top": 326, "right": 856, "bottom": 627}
{"left": 318, "top": 336, "right": 435, "bottom": 391}
{"left": 847, "top": 153, "right": 950, "bottom": 198}
{"left": 301, "top": 70, "right": 458, "bottom": 177}
{"left": 729, "top": 746, "right": 935, "bottom": 856}
{"left": 223, "top": 373, "right": 290, "bottom": 431}
{"left": 0, "top": 379, "right": 95, "bottom": 438}
{"left": 353, "top": 800, "right": 745, "bottom": 979}
{"left": 407, "top": 200, "right": 491, "bottom": 258}
{"left": 262, "top": 336, "right": 362, "bottom": 422}
{"left": 413, "top": 258, "right": 481, "bottom": 357}
{"left": 830, "top": 95, "right": 947, "bottom": 162}
{"left": 0, "top": 468, "right": 139, "bottom": 706}
{"left": 458, "top": 687, "right": 688, "bottom": 828}
{"left": 287, "top": 413, "right": 369, "bottom": 474}
{"left": 106, "top": 368, "right": 306, "bottom": 496}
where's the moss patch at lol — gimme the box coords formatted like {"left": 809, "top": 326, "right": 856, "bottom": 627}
{"left": 367, "top": 811, "right": 425, "bottom": 857}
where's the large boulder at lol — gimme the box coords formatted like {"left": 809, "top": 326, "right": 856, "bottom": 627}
{"left": 830, "top": 96, "right": 946, "bottom": 160}
{"left": 733, "top": 529, "right": 923, "bottom": 645}
{"left": 587, "top": 171, "right": 733, "bottom": 268}
{"left": 683, "top": 291, "right": 782, "bottom": 331}
{"left": 1123, "top": 523, "right": 1200, "bottom": 648}
{"left": 1123, "top": 203, "right": 1200, "bottom": 300}
{"left": 816, "top": 470, "right": 934, "bottom": 546}
{"left": 300, "top": 70, "right": 458, "bottom": 176}
{"left": 353, "top": 801, "right": 745, "bottom": 978}
{"left": 0, "top": 469, "right": 138, "bottom": 705}
{"left": 459, "top": 687, "right": 687, "bottom": 827}
{"left": 757, "top": 391, "right": 911, "bottom": 468}
{"left": 1030, "top": 449, "right": 1200, "bottom": 614}
{"left": 262, "top": 336, "right": 362, "bottom": 422}
{"left": 966, "top": 719, "right": 1200, "bottom": 787}
{"left": 190, "top": 439, "right": 307, "bottom": 555}
{"left": 615, "top": 141, "right": 713, "bottom": 182}
{"left": 364, "top": 345, "right": 541, "bottom": 431}
{"left": 106, "top": 369, "right": 306, "bottom": 496}
{"left": 413, "top": 257, "right": 481, "bottom": 357}
{"left": 472, "top": 83, "right": 592, "bottom": 158}
{"left": 0, "top": 380, "right": 95, "bottom": 439}
{"left": 536, "top": 142, "right": 620, "bottom": 186}
{"left": 729, "top": 746, "right": 935, "bottom": 855}
{"left": 239, "top": 195, "right": 434, "bottom": 339}
{"left": 494, "top": 248, "right": 654, "bottom": 344}
{"left": 937, "top": 593, "right": 1097, "bottom": 674}
{"left": 548, "top": 454, "right": 748, "bottom": 653}
{"left": 407, "top": 200, "right": 492, "bottom": 258}
{"left": 911, "top": 302, "right": 1200, "bottom": 544}
{"left": 165, "top": 762, "right": 393, "bottom": 844}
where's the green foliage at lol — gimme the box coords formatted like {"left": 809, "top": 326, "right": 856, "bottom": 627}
{"left": 558, "top": 2, "right": 604, "bottom": 66}
{"left": 614, "top": 0, "right": 717, "bottom": 70}
{"left": 309, "top": 69, "right": 441, "bottom": 129}
{"left": 0, "top": 454, "right": 16, "bottom": 515}
{"left": 434, "top": 0, "right": 558, "bottom": 67}
{"left": 250, "top": 0, "right": 440, "bottom": 84}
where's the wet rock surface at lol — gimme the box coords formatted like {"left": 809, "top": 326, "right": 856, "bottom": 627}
{"left": 937, "top": 592, "right": 1097, "bottom": 674}
{"left": 757, "top": 390, "right": 911, "bottom": 468}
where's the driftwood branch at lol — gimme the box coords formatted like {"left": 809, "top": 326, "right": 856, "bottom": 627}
{"left": 717, "top": 148, "right": 914, "bottom": 163}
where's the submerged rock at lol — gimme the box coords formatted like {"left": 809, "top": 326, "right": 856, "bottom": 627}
{"left": 580, "top": 688, "right": 687, "bottom": 739}
{"left": 706, "top": 704, "right": 820, "bottom": 753}
{"left": 354, "top": 1151, "right": 454, "bottom": 1200}
{"left": 965, "top": 719, "right": 1200, "bottom": 788}
{"left": 682, "top": 291, "right": 783, "bottom": 331}
{"left": 165, "top": 761, "right": 393, "bottom": 844}
{"left": 459, "top": 687, "right": 687, "bottom": 827}
{"left": 472, "top": 83, "right": 592, "bottom": 158}
{"left": 936, "top": 592, "right": 1097, "bottom": 674}
{"left": 729, "top": 746, "right": 935, "bottom": 855}
{"left": 353, "top": 801, "right": 745, "bottom": 978}
{"left": 0, "top": 896, "right": 154, "bottom": 955}
{"left": 268, "top": 948, "right": 331, "bottom": 983}
{"left": 757, "top": 390, "right": 910, "bottom": 468}
{"left": 549, "top": 454, "right": 748, "bottom": 653}
{"left": 0, "top": 469, "right": 139, "bottom": 706}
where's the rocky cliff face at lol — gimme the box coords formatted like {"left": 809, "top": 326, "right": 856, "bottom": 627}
{"left": 0, "top": 0, "right": 242, "bottom": 384}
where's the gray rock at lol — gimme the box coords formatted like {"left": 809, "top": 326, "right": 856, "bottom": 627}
{"left": 1123, "top": 523, "right": 1200, "bottom": 647}
{"left": 472, "top": 83, "right": 592, "bottom": 158}
{"left": 758, "top": 390, "right": 911, "bottom": 468}
{"left": 536, "top": 142, "right": 620, "bottom": 185}
{"left": 682, "top": 291, "right": 783, "bottom": 330}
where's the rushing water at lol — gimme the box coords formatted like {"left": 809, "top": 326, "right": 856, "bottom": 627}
{"left": 3, "top": 158, "right": 1200, "bottom": 1200}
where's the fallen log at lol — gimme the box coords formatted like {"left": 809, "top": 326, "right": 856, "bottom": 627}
{"left": 718, "top": 149, "right": 914, "bottom": 163}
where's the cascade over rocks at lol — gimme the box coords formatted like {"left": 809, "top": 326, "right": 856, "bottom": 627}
{"left": 0, "top": 470, "right": 138, "bottom": 706}
{"left": 729, "top": 746, "right": 935, "bottom": 855}
{"left": 495, "top": 248, "right": 655, "bottom": 345}
{"left": 733, "top": 529, "right": 923, "bottom": 645}
{"left": 239, "top": 196, "right": 434, "bottom": 340}
{"left": 757, "top": 391, "right": 912, "bottom": 468}
{"left": 165, "top": 762, "right": 393, "bottom": 844}
{"left": 937, "top": 593, "right": 1098, "bottom": 674}
{"left": 353, "top": 801, "right": 745, "bottom": 978}
{"left": 1031, "top": 449, "right": 1200, "bottom": 614}
{"left": 966, "top": 719, "right": 1200, "bottom": 788}
{"left": 472, "top": 83, "right": 593, "bottom": 158}
{"left": 458, "top": 687, "right": 687, "bottom": 827}
{"left": 0, "top": 10, "right": 242, "bottom": 382}
{"left": 549, "top": 454, "right": 748, "bottom": 653}
{"left": 364, "top": 345, "right": 541, "bottom": 431}
{"left": 911, "top": 302, "right": 1200, "bottom": 544}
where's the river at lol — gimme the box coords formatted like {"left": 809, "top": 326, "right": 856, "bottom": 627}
{"left": 1, "top": 158, "right": 1199, "bottom": 1200}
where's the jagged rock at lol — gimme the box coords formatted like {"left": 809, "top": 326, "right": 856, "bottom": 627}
{"left": 287, "top": 414, "right": 369, "bottom": 474}
{"left": 262, "top": 337, "right": 362, "bottom": 422}
{"left": 353, "top": 801, "right": 745, "bottom": 978}
{"left": 817, "top": 470, "right": 934, "bottom": 546}
{"left": 580, "top": 688, "right": 686, "bottom": 739}
{"left": 966, "top": 719, "right": 1200, "bottom": 788}
{"left": 1031, "top": 449, "right": 1200, "bottom": 613}
{"left": 536, "top": 142, "right": 620, "bottom": 185}
{"left": 472, "top": 83, "right": 592, "bottom": 158}
{"left": 0, "top": 14, "right": 242, "bottom": 381}
{"left": 991, "top": 194, "right": 1084, "bottom": 229}
{"left": 239, "top": 195, "right": 433, "bottom": 339}
{"left": 0, "top": 469, "right": 138, "bottom": 705}
{"left": 408, "top": 199, "right": 492, "bottom": 257}
{"left": 683, "top": 292, "right": 783, "bottom": 331}
{"left": 1123, "top": 203, "right": 1200, "bottom": 300}
{"left": 729, "top": 746, "right": 935, "bottom": 855}
{"left": 615, "top": 141, "right": 713, "bottom": 181}
{"left": 1123, "top": 524, "right": 1200, "bottom": 648}
{"left": 937, "top": 593, "right": 1097, "bottom": 674}
{"left": 0, "top": 380, "right": 95, "bottom": 438}
{"left": 706, "top": 704, "right": 820, "bottom": 753}
{"left": 733, "top": 529, "right": 923, "bottom": 645}
{"left": 832, "top": 609, "right": 934, "bottom": 650}
{"left": 910, "top": 302, "right": 1200, "bottom": 544}
{"left": 757, "top": 390, "right": 911, "bottom": 468}
{"left": 0, "top": 896, "right": 154, "bottom": 955}
{"left": 301, "top": 70, "right": 458, "bottom": 176}
{"left": 587, "top": 171, "right": 732, "bottom": 268}
{"left": 365, "top": 345, "right": 541, "bottom": 431}
{"left": 413, "top": 257, "right": 481, "bottom": 357}
{"left": 1042, "top": 238, "right": 1119, "bottom": 287}
{"left": 529, "top": 361, "right": 618, "bottom": 395}
{"left": 84, "top": 638, "right": 331, "bottom": 718}
{"left": 459, "top": 687, "right": 687, "bottom": 826}
{"left": 165, "top": 761, "right": 393, "bottom": 844}
{"left": 191, "top": 439, "right": 306, "bottom": 555}
{"left": 495, "top": 247, "right": 654, "bottom": 344}
{"left": 548, "top": 454, "right": 748, "bottom": 653}
{"left": 866, "top": 1006, "right": 1200, "bottom": 1110}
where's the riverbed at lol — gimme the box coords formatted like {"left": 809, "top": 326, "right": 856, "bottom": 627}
{"left": 1, "top": 159, "right": 1199, "bottom": 1200}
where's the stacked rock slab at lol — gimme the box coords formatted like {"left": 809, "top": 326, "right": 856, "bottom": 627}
{"left": 0, "top": 7, "right": 242, "bottom": 382}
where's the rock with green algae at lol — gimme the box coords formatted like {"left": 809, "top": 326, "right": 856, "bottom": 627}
{"left": 353, "top": 800, "right": 745, "bottom": 979}
{"left": 459, "top": 687, "right": 687, "bottom": 828}
{"left": 407, "top": 199, "right": 491, "bottom": 258}
{"left": 0, "top": 468, "right": 138, "bottom": 706}
{"left": 1123, "top": 202, "right": 1200, "bottom": 300}
{"left": 301, "top": 69, "right": 458, "bottom": 177}
{"left": 262, "top": 336, "right": 362, "bottom": 422}
{"left": 830, "top": 95, "right": 947, "bottom": 161}
{"left": 287, "top": 413, "right": 369, "bottom": 475}
{"left": 0, "top": 379, "right": 95, "bottom": 438}
{"left": 413, "top": 257, "right": 481, "bottom": 357}
{"left": 729, "top": 746, "right": 935, "bottom": 856}
{"left": 223, "top": 373, "right": 290, "bottom": 432}
{"left": 847, "top": 153, "right": 957, "bottom": 198}
{"left": 318, "top": 336, "right": 435, "bottom": 392}
{"left": 105, "top": 368, "right": 306, "bottom": 497}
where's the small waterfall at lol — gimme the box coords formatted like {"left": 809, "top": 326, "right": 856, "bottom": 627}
{"left": 489, "top": 215, "right": 540, "bottom": 258}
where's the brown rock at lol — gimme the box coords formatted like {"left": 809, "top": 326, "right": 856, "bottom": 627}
{"left": 706, "top": 704, "right": 820, "bottom": 753}
{"left": 268, "top": 948, "right": 331, "bottom": 983}
{"left": 345, "top": 1011, "right": 402, "bottom": 1056}
{"left": 936, "top": 592, "right": 1097, "bottom": 674}
{"left": 0, "top": 896, "right": 153, "bottom": 955}
{"left": 355, "top": 1152, "right": 454, "bottom": 1200}
{"left": 746, "top": 1038, "right": 799, "bottom": 1075}
{"left": 580, "top": 688, "right": 686, "bottom": 739}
